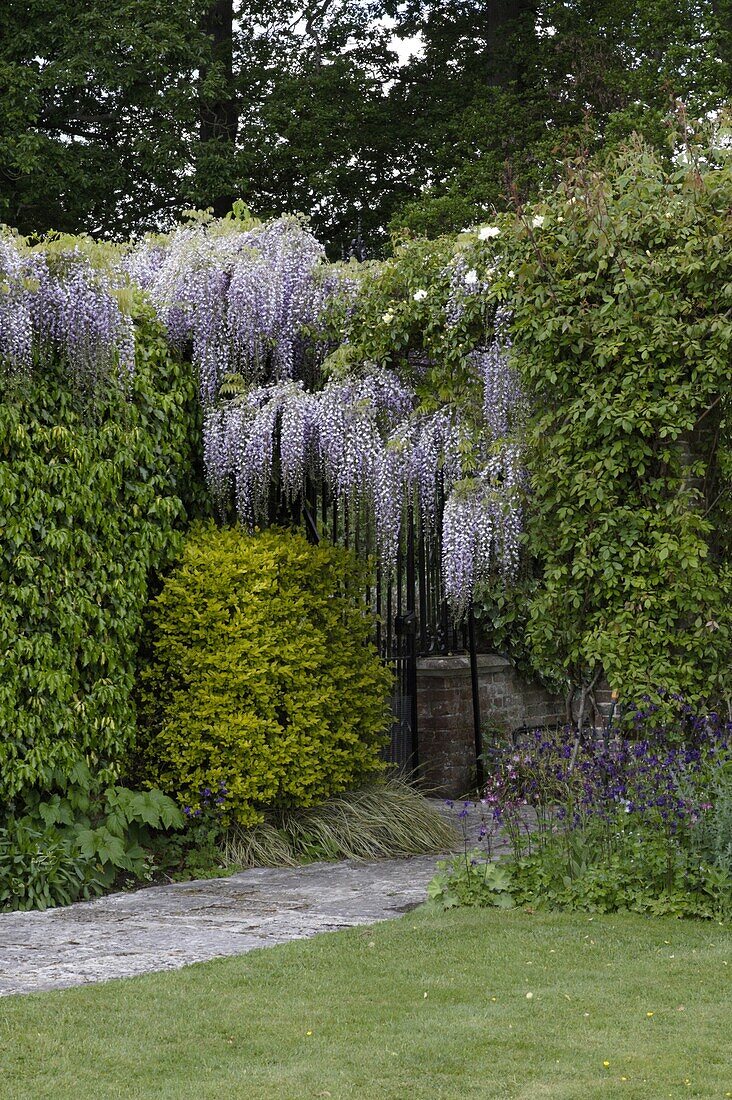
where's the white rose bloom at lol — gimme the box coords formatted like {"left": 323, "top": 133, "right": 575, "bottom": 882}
{"left": 478, "top": 226, "right": 501, "bottom": 240}
{"left": 413, "top": 289, "right": 427, "bottom": 301}
{"left": 464, "top": 269, "right": 479, "bottom": 285}
{"left": 381, "top": 311, "right": 393, "bottom": 323}
{"left": 532, "top": 215, "right": 545, "bottom": 228}
{"left": 507, "top": 270, "right": 516, "bottom": 279}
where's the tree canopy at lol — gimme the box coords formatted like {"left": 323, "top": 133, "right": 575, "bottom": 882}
{"left": 1, "top": 1, "right": 730, "bottom": 251}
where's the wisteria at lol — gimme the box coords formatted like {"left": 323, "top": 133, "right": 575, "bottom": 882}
{"left": 441, "top": 485, "right": 496, "bottom": 616}
{"left": 3, "top": 212, "right": 527, "bottom": 611}
{"left": 473, "top": 306, "right": 522, "bottom": 442}
{"left": 33, "top": 252, "right": 135, "bottom": 385}
{"left": 202, "top": 327, "right": 525, "bottom": 606}
{"left": 0, "top": 234, "right": 135, "bottom": 386}
{"left": 129, "top": 216, "right": 336, "bottom": 401}
{"left": 0, "top": 237, "right": 38, "bottom": 373}
{"left": 203, "top": 368, "right": 417, "bottom": 560}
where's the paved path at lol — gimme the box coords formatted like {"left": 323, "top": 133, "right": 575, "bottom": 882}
{"left": 0, "top": 804, "right": 508, "bottom": 997}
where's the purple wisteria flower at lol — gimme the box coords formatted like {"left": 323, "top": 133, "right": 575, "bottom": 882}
{"left": 0, "top": 236, "right": 135, "bottom": 386}
{"left": 131, "top": 216, "right": 333, "bottom": 402}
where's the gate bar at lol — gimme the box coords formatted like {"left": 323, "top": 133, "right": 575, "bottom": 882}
{"left": 468, "top": 604, "right": 484, "bottom": 790}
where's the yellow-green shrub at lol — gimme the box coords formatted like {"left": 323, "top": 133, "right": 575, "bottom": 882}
{"left": 136, "top": 524, "right": 392, "bottom": 824}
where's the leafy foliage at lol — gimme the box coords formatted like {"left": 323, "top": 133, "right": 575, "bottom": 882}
{"left": 500, "top": 142, "right": 732, "bottom": 707}
{"left": 136, "top": 523, "right": 393, "bottom": 825}
{"left": 429, "top": 832, "right": 732, "bottom": 920}
{"left": 3, "top": 1, "right": 729, "bottom": 252}
{"left": 0, "top": 821, "right": 96, "bottom": 912}
{"left": 690, "top": 763, "right": 732, "bottom": 873}
{"left": 427, "top": 857, "right": 515, "bottom": 911}
{"left": 0, "top": 309, "right": 202, "bottom": 804}
{"left": 390, "top": 1, "right": 731, "bottom": 238}
{"left": 429, "top": 714, "right": 732, "bottom": 920}
{"left": 0, "top": 776, "right": 183, "bottom": 911}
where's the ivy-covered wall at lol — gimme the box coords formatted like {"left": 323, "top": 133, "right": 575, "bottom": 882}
{"left": 502, "top": 143, "right": 732, "bottom": 707}
{"left": 0, "top": 314, "right": 202, "bottom": 804}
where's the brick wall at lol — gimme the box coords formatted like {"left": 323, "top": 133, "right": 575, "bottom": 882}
{"left": 416, "top": 654, "right": 565, "bottom": 797}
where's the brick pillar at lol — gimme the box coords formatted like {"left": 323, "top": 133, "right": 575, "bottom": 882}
{"left": 416, "top": 654, "right": 565, "bottom": 797}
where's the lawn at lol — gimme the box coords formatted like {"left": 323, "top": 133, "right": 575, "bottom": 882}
{"left": 1, "top": 907, "right": 730, "bottom": 1100}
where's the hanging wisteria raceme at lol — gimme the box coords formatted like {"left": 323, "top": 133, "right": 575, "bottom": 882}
{"left": 0, "top": 237, "right": 40, "bottom": 373}
{"left": 316, "top": 369, "right": 414, "bottom": 499}
{"left": 481, "top": 442, "right": 526, "bottom": 578}
{"left": 432, "top": 305, "right": 526, "bottom": 610}
{"left": 204, "top": 384, "right": 296, "bottom": 524}
{"left": 441, "top": 447, "right": 525, "bottom": 615}
{"left": 473, "top": 306, "right": 522, "bottom": 442}
{"left": 442, "top": 485, "right": 496, "bottom": 617}
{"left": 279, "top": 384, "right": 320, "bottom": 497}
{"left": 0, "top": 235, "right": 135, "bottom": 385}
{"left": 443, "top": 307, "right": 525, "bottom": 607}
{"left": 227, "top": 219, "right": 327, "bottom": 384}
{"left": 131, "top": 217, "right": 338, "bottom": 401}
{"left": 394, "top": 409, "right": 465, "bottom": 527}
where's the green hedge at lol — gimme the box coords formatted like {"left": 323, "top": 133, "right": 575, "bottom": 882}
{"left": 135, "top": 524, "right": 393, "bottom": 825}
{"left": 0, "top": 313, "right": 202, "bottom": 806}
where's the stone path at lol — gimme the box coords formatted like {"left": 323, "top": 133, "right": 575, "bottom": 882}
{"left": 0, "top": 805, "right": 505, "bottom": 998}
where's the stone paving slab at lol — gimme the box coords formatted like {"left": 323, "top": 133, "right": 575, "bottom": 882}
{"left": 0, "top": 856, "right": 446, "bottom": 997}
{"left": 0, "top": 802, "right": 508, "bottom": 997}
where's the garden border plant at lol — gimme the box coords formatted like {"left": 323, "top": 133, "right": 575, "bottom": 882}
{"left": 500, "top": 138, "right": 732, "bottom": 714}
{"left": 430, "top": 704, "right": 732, "bottom": 921}
{"left": 134, "top": 522, "right": 395, "bottom": 827}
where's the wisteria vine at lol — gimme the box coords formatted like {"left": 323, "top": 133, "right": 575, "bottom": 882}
{"left": 128, "top": 216, "right": 337, "bottom": 401}
{"left": 202, "top": 315, "right": 525, "bottom": 612}
{"left": 0, "top": 236, "right": 134, "bottom": 386}
{"left": 2, "top": 215, "right": 526, "bottom": 610}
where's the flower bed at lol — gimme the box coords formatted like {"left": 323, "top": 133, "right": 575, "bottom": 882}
{"left": 431, "top": 706, "right": 732, "bottom": 920}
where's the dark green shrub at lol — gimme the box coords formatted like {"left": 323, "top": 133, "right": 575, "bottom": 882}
{"left": 0, "top": 312, "right": 202, "bottom": 804}
{"left": 136, "top": 524, "right": 393, "bottom": 825}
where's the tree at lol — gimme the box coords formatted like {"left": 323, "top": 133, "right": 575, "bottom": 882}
{"left": 0, "top": 0, "right": 397, "bottom": 249}
{"left": 0, "top": 0, "right": 208, "bottom": 236}
{"left": 1, "top": 0, "right": 730, "bottom": 248}
{"left": 198, "top": 0, "right": 239, "bottom": 218}
{"left": 388, "top": 0, "right": 732, "bottom": 236}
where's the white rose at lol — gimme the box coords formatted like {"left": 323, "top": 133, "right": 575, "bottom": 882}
{"left": 464, "top": 269, "right": 479, "bottom": 286}
{"left": 532, "top": 215, "right": 545, "bottom": 228}
{"left": 478, "top": 226, "right": 501, "bottom": 240}
{"left": 381, "top": 311, "right": 393, "bottom": 323}
{"left": 413, "top": 289, "right": 427, "bottom": 301}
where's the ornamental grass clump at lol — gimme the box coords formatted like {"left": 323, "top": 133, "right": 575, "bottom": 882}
{"left": 431, "top": 707, "right": 732, "bottom": 919}
{"left": 222, "top": 778, "right": 458, "bottom": 868}
{"left": 136, "top": 523, "right": 393, "bottom": 826}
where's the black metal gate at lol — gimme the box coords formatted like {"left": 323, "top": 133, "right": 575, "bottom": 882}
{"left": 274, "top": 482, "right": 479, "bottom": 776}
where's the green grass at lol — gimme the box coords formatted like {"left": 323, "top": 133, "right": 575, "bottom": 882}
{"left": 1, "top": 908, "right": 730, "bottom": 1100}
